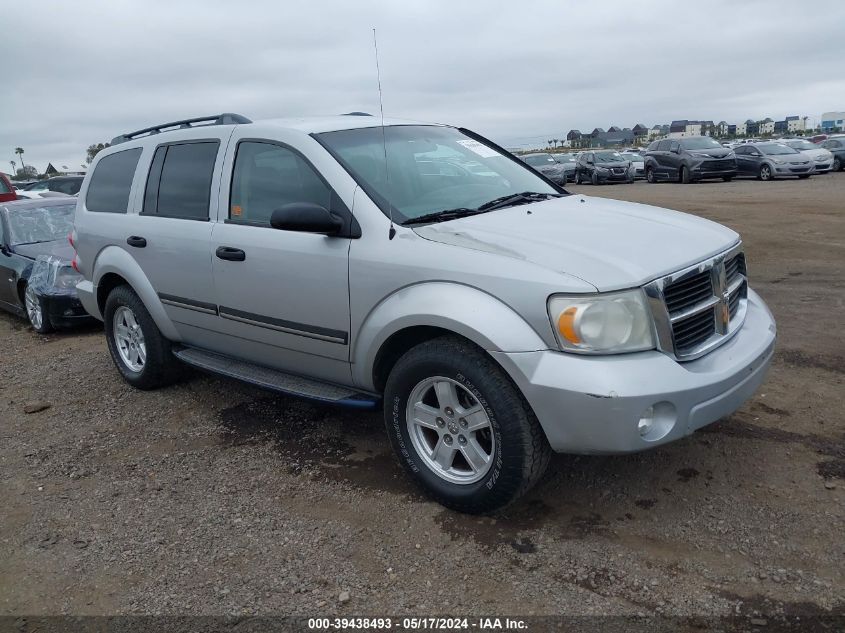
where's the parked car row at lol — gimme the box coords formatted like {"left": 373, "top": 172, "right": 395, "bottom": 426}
{"left": 519, "top": 134, "right": 844, "bottom": 186}
{"left": 2, "top": 112, "right": 778, "bottom": 514}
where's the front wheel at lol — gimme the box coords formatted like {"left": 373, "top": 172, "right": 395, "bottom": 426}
{"left": 722, "top": 175, "right": 734, "bottom": 182}
{"left": 104, "top": 285, "right": 182, "bottom": 390}
{"left": 646, "top": 167, "right": 656, "bottom": 183}
{"left": 24, "top": 284, "right": 53, "bottom": 334}
{"left": 680, "top": 165, "right": 692, "bottom": 184}
{"left": 833, "top": 157, "right": 841, "bottom": 171}
{"left": 591, "top": 171, "right": 599, "bottom": 186}
{"left": 759, "top": 164, "right": 773, "bottom": 181}
{"left": 798, "top": 174, "right": 811, "bottom": 179}
{"left": 384, "top": 336, "right": 551, "bottom": 514}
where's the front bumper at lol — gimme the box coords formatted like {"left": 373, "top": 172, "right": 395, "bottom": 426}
{"left": 773, "top": 164, "right": 814, "bottom": 175}
{"left": 596, "top": 170, "right": 631, "bottom": 182}
{"left": 814, "top": 162, "right": 832, "bottom": 172}
{"left": 43, "top": 293, "right": 96, "bottom": 328}
{"left": 492, "top": 289, "right": 776, "bottom": 454}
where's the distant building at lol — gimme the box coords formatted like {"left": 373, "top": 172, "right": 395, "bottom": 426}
{"left": 820, "top": 111, "right": 845, "bottom": 131}
{"left": 759, "top": 118, "right": 775, "bottom": 135}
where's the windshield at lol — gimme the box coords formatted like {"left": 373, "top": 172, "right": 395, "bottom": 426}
{"left": 621, "top": 153, "right": 642, "bottom": 161}
{"left": 679, "top": 137, "right": 723, "bottom": 150}
{"left": 554, "top": 155, "right": 575, "bottom": 163}
{"left": 594, "top": 151, "right": 626, "bottom": 163}
{"left": 759, "top": 143, "right": 799, "bottom": 156}
{"left": 7, "top": 203, "right": 75, "bottom": 245}
{"left": 317, "top": 126, "right": 558, "bottom": 222}
{"left": 783, "top": 140, "right": 816, "bottom": 151}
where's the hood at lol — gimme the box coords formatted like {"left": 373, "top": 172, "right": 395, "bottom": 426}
{"left": 11, "top": 240, "right": 73, "bottom": 262}
{"left": 537, "top": 164, "right": 565, "bottom": 173}
{"left": 797, "top": 148, "right": 833, "bottom": 160}
{"left": 772, "top": 154, "right": 811, "bottom": 165}
{"left": 413, "top": 194, "right": 738, "bottom": 291}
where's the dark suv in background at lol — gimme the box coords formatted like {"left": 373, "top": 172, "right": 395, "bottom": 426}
{"left": 644, "top": 137, "right": 736, "bottom": 184}
{"left": 574, "top": 150, "right": 632, "bottom": 185}
{"left": 518, "top": 152, "right": 570, "bottom": 184}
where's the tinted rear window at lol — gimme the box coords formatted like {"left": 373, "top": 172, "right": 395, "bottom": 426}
{"left": 0, "top": 178, "right": 10, "bottom": 194}
{"left": 145, "top": 141, "right": 219, "bottom": 220}
{"left": 86, "top": 148, "right": 142, "bottom": 213}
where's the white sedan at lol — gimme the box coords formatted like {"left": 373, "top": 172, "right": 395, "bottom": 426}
{"left": 779, "top": 139, "right": 835, "bottom": 173}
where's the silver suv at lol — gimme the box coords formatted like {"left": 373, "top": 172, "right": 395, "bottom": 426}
{"left": 72, "top": 113, "right": 776, "bottom": 513}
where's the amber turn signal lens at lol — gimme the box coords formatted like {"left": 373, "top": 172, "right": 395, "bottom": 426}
{"left": 557, "top": 307, "right": 580, "bottom": 344}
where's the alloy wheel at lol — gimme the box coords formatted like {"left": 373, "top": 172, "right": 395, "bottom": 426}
{"left": 760, "top": 165, "right": 772, "bottom": 181}
{"left": 24, "top": 285, "right": 42, "bottom": 330}
{"left": 113, "top": 306, "right": 147, "bottom": 372}
{"left": 405, "top": 376, "right": 495, "bottom": 485}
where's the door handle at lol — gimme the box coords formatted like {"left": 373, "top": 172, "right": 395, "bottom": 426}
{"left": 216, "top": 246, "right": 246, "bottom": 262}
{"left": 126, "top": 236, "right": 147, "bottom": 248}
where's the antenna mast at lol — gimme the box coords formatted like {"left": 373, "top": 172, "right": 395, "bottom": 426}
{"left": 373, "top": 28, "right": 395, "bottom": 240}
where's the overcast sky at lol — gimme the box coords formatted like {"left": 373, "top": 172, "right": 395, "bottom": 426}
{"left": 2, "top": 0, "right": 844, "bottom": 172}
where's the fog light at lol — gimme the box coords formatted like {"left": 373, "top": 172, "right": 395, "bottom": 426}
{"left": 636, "top": 402, "right": 677, "bottom": 442}
{"left": 638, "top": 406, "right": 655, "bottom": 437}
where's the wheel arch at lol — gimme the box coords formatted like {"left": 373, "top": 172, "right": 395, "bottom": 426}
{"left": 353, "top": 282, "right": 549, "bottom": 392}
{"left": 92, "top": 246, "right": 181, "bottom": 341}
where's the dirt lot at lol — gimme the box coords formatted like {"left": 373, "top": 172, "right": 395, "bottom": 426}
{"left": 1, "top": 173, "right": 843, "bottom": 620}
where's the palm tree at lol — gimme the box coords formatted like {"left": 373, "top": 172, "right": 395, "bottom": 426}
{"left": 9, "top": 160, "right": 15, "bottom": 174}
{"left": 14, "top": 147, "right": 25, "bottom": 168}
{"left": 553, "top": 138, "right": 559, "bottom": 148}
{"left": 547, "top": 139, "right": 554, "bottom": 148}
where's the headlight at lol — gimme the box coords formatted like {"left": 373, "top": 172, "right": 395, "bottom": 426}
{"left": 772, "top": 158, "right": 784, "bottom": 164}
{"left": 54, "top": 266, "right": 83, "bottom": 290}
{"left": 595, "top": 166, "right": 609, "bottom": 173}
{"left": 548, "top": 289, "right": 655, "bottom": 354}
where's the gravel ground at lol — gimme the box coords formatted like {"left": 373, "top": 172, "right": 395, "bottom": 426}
{"left": 1, "top": 173, "right": 843, "bottom": 620}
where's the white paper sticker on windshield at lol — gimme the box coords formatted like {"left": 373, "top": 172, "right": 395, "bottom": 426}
{"left": 456, "top": 139, "right": 501, "bottom": 158}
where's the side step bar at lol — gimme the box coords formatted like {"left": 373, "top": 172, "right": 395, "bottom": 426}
{"left": 173, "top": 347, "right": 380, "bottom": 409}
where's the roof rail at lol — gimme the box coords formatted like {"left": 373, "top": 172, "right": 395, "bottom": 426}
{"left": 110, "top": 113, "right": 252, "bottom": 145}
{"left": 341, "top": 112, "right": 373, "bottom": 116}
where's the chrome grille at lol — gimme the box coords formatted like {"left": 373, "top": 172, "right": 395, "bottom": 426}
{"left": 645, "top": 244, "right": 748, "bottom": 361}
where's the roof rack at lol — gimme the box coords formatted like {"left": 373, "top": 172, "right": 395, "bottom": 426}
{"left": 341, "top": 112, "right": 373, "bottom": 117}
{"left": 110, "top": 113, "right": 252, "bottom": 145}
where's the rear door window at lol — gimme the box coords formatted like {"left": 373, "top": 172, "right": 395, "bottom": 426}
{"left": 656, "top": 140, "right": 669, "bottom": 151}
{"left": 86, "top": 148, "right": 142, "bottom": 213}
{"left": 143, "top": 141, "right": 219, "bottom": 220}
{"left": 0, "top": 179, "right": 10, "bottom": 194}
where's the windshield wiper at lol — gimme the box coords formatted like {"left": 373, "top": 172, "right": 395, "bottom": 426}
{"left": 402, "top": 208, "right": 485, "bottom": 226}
{"left": 477, "top": 191, "right": 562, "bottom": 212}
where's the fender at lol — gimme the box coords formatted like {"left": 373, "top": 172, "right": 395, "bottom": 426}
{"left": 351, "top": 281, "right": 549, "bottom": 391}
{"left": 92, "top": 245, "right": 182, "bottom": 341}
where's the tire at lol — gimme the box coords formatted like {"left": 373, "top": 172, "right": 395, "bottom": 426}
{"left": 104, "top": 285, "right": 182, "bottom": 390}
{"left": 24, "top": 284, "right": 53, "bottom": 334}
{"left": 833, "top": 157, "right": 841, "bottom": 171}
{"left": 384, "top": 336, "right": 551, "bottom": 514}
{"left": 680, "top": 165, "right": 691, "bottom": 184}
{"left": 646, "top": 167, "right": 656, "bottom": 183}
{"left": 574, "top": 171, "right": 581, "bottom": 185}
{"left": 591, "top": 171, "right": 599, "bottom": 186}
{"left": 759, "top": 164, "right": 773, "bottom": 181}
{"left": 798, "top": 174, "right": 811, "bottom": 179}
{"left": 722, "top": 176, "right": 734, "bottom": 182}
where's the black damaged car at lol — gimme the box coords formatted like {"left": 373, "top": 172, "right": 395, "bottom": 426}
{"left": 574, "top": 150, "right": 633, "bottom": 185}
{"left": 0, "top": 198, "right": 93, "bottom": 333}
{"left": 644, "top": 136, "right": 737, "bottom": 184}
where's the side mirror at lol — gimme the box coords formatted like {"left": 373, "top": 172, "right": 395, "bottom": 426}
{"left": 270, "top": 203, "right": 343, "bottom": 235}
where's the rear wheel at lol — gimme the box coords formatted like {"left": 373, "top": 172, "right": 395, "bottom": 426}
{"left": 759, "top": 164, "right": 773, "bottom": 181}
{"left": 104, "top": 285, "right": 182, "bottom": 390}
{"left": 384, "top": 336, "right": 551, "bottom": 514}
{"left": 24, "top": 284, "right": 53, "bottom": 334}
